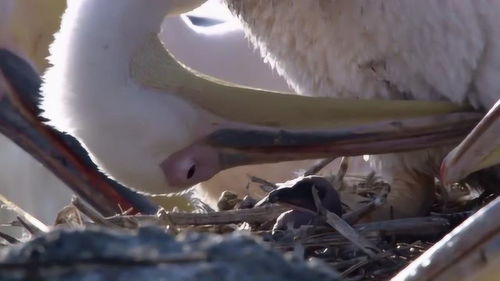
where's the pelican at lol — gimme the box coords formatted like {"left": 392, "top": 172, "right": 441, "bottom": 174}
{"left": 442, "top": 100, "right": 499, "bottom": 184}
{"left": 39, "top": 0, "right": 495, "bottom": 219}
{"left": 1, "top": 0, "right": 319, "bottom": 217}
{"left": 0, "top": 0, "right": 296, "bottom": 215}
{"left": 163, "top": 9, "right": 373, "bottom": 205}
{"left": 217, "top": 1, "right": 500, "bottom": 217}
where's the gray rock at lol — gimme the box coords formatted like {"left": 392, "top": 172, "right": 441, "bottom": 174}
{"left": 0, "top": 227, "right": 339, "bottom": 281}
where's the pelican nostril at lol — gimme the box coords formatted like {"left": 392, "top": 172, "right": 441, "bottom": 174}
{"left": 187, "top": 164, "right": 196, "bottom": 179}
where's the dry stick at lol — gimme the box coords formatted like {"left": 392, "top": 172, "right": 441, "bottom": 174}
{"left": 334, "top": 157, "right": 349, "bottom": 191}
{"left": 0, "top": 193, "right": 49, "bottom": 233}
{"left": 354, "top": 217, "right": 449, "bottom": 236}
{"left": 156, "top": 208, "right": 179, "bottom": 235}
{"left": 330, "top": 256, "right": 368, "bottom": 269}
{"left": 108, "top": 204, "right": 289, "bottom": 227}
{"left": 341, "top": 251, "right": 393, "bottom": 278}
{"left": 311, "top": 186, "right": 380, "bottom": 258}
{"left": 0, "top": 231, "right": 20, "bottom": 244}
{"left": 106, "top": 205, "right": 448, "bottom": 239}
{"left": 249, "top": 176, "right": 278, "bottom": 192}
{"left": 16, "top": 216, "right": 45, "bottom": 235}
{"left": 272, "top": 232, "right": 381, "bottom": 250}
{"left": 102, "top": 214, "right": 139, "bottom": 229}
{"left": 284, "top": 217, "right": 450, "bottom": 248}
{"left": 324, "top": 211, "right": 381, "bottom": 258}
{"left": 71, "top": 197, "right": 118, "bottom": 227}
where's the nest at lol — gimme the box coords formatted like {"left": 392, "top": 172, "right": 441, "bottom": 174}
{"left": 0, "top": 158, "right": 498, "bottom": 281}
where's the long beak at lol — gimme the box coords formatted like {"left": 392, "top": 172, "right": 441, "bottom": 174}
{"left": 0, "top": 49, "right": 159, "bottom": 216}
{"left": 441, "top": 100, "right": 500, "bottom": 184}
{"left": 132, "top": 35, "right": 482, "bottom": 187}
{"left": 164, "top": 111, "right": 480, "bottom": 176}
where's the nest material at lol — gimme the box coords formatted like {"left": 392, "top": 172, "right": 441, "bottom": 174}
{"left": 0, "top": 159, "right": 498, "bottom": 281}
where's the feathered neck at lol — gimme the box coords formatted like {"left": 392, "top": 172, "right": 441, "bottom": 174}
{"left": 41, "top": 0, "right": 172, "bottom": 133}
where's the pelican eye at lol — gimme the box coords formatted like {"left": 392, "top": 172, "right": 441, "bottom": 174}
{"left": 187, "top": 164, "right": 196, "bottom": 179}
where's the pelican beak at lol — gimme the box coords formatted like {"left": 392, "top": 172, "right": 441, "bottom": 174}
{"left": 203, "top": 112, "right": 479, "bottom": 167}
{"left": 160, "top": 110, "right": 480, "bottom": 187}
{"left": 0, "top": 49, "right": 159, "bottom": 215}
{"left": 132, "top": 35, "right": 482, "bottom": 188}
{"left": 441, "top": 100, "right": 500, "bottom": 184}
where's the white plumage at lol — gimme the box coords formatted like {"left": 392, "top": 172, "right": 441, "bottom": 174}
{"left": 1, "top": 0, "right": 315, "bottom": 219}
{"left": 40, "top": 0, "right": 498, "bottom": 219}
{"left": 228, "top": 1, "right": 498, "bottom": 108}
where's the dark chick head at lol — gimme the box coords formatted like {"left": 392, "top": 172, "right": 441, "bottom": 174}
{"left": 267, "top": 176, "right": 342, "bottom": 216}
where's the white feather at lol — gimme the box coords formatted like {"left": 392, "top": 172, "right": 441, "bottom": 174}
{"left": 222, "top": 0, "right": 500, "bottom": 216}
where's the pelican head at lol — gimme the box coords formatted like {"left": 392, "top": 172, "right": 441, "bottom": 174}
{"left": 40, "top": 0, "right": 479, "bottom": 195}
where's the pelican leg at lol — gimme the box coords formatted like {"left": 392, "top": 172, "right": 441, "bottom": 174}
{"left": 0, "top": 49, "right": 158, "bottom": 216}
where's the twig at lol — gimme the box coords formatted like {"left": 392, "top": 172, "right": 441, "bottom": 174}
{"left": 330, "top": 256, "right": 368, "bottom": 269}
{"left": 334, "top": 157, "right": 348, "bottom": 190}
{"left": 16, "top": 216, "right": 45, "bottom": 236}
{"left": 102, "top": 214, "right": 139, "bottom": 229}
{"left": 107, "top": 204, "right": 288, "bottom": 226}
{"left": 272, "top": 231, "right": 380, "bottom": 250}
{"left": 325, "top": 212, "right": 381, "bottom": 257}
{"left": 340, "top": 251, "right": 392, "bottom": 278}
{"left": 303, "top": 158, "right": 337, "bottom": 176}
{"left": 311, "top": 187, "right": 381, "bottom": 258}
{"left": 0, "top": 193, "right": 49, "bottom": 233}
{"left": 272, "top": 217, "right": 450, "bottom": 249}
{"left": 71, "top": 197, "right": 118, "bottom": 227}
{"left": 355, "top": 217, "right": 450, "bottom": 236}
{"left": 249, "top": 176, "right": 278, "bottom": 192}
{"left": 0, "top": 231, "right": 20, "bottom": 244}
{"left": 156, "top": 208, "right": 179, "bottom": 234}
{"left": 393, "top": 197, "right": 500, "bottom": 281}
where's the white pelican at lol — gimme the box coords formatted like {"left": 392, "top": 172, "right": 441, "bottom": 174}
{"left": 219, "top": 1, "right": 500, "bottom": 217}
{"left": 0, "top": 0, "right": 316, "bottom": 218}
{"left": 39, "top": 0, "right": 494, "bottom": 219}
{"left": 162, "top": 9, "right": 374, "bottom": 206}
{"left": 0, "top": 0, "right": 298, "bottom": 216}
